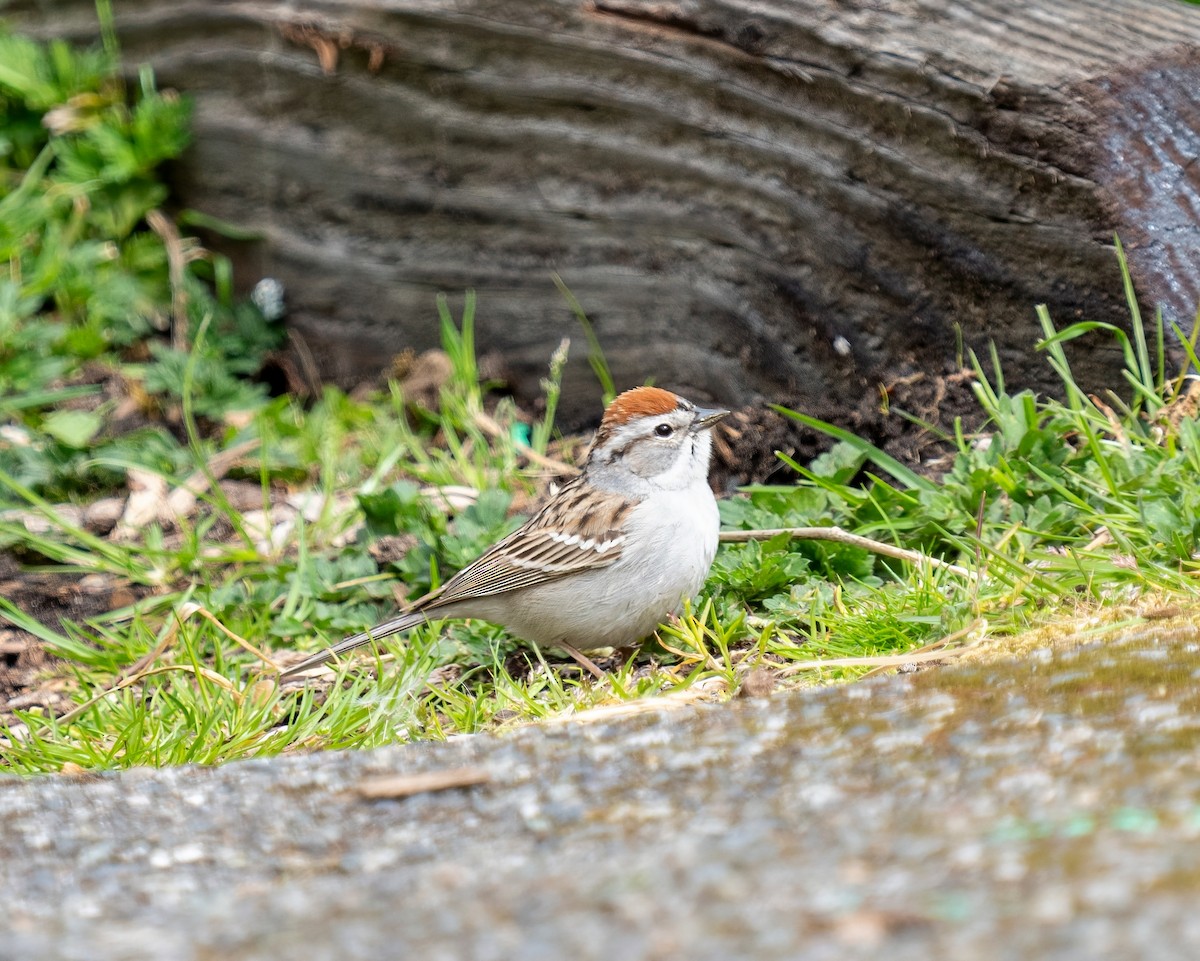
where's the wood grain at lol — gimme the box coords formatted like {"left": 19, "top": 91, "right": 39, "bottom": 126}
{"left": 11, "top": 0, "right": 1200, "bottom": 427}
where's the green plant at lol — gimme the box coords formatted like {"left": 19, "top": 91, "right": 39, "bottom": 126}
{"left": 553, "top": 272, "right": 616, "bottom": 405}
{"left": 0, "top": 27, "right": 281, "bottom": 504}
{"left": 3, "top": 21, "right": 1199, "bottom": 778}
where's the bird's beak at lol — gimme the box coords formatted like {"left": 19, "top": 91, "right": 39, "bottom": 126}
{"left": 692, "top": 405, "right": 731, "bottom": 430}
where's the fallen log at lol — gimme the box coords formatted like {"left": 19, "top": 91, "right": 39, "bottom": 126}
{"left": 11, "top": 0, "right": 1200, "bottom": 435}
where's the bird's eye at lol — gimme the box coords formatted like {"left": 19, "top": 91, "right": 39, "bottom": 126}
{"left": 654, "top": 423, "right": 673, "bottom": 437}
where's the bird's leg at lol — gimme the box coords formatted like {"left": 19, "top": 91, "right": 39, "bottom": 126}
{"left": 557, "top": 641, "right": 606, "bottom": 680}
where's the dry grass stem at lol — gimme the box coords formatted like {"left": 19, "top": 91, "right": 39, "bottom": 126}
{"left": 857, "top": 622, "right": 982, "bottom": 679}
{"left": 185, "top": 606, "right": 281, "bottom": 669}
{"left": 49, "top": 664, "right": 242, "bottom": 730}
{"left": 473, "top": 410, "right": 581, "bottom": 476}
{"left": 779, "top": 646, "right": 974, "bottom": 677}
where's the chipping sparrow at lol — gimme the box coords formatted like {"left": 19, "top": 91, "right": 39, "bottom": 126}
{"left": 280, "top": 386, "right": 729, "bottom": 678}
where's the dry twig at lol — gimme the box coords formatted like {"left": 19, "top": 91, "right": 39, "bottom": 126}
{"left": 719, "top": 527, "right": 976, "bottom": 580}
{"left": 357, "top": 766, "right": 491, "bottom": 799}
{"left": 781, "top": 623, "right": 983, "bottom": 677}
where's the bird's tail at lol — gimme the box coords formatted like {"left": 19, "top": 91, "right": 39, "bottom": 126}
{"left": 278, "top": 610, "right": 428, "bottom": 679}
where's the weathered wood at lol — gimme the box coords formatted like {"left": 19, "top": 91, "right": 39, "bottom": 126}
{"left": 8, "top": 0, "right": 1200, "bottom": 430}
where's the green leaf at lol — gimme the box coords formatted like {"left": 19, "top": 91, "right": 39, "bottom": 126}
{"left": 771, "top": 404, "right": 935, "bottom": 492}
{"left": 357, "top": 481, "right": 423, "bottom": 537}
{"left": 40, "top": 408, "right": 103, "bottom": 448}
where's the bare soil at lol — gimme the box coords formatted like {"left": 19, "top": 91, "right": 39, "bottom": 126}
{"left": 0, "top": 555, "right": 153, "bottom": 722}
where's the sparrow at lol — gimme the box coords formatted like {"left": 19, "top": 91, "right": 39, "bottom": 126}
{"left": 280, "top": 386, "right": 730, "bottom": 678}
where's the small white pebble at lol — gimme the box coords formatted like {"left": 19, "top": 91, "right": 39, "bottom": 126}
{"left": 251, "top": 277, "right": 286, "bottom": 320}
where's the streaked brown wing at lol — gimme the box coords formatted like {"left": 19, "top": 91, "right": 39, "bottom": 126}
{"left": 423, "top": 478, "right": 635, "bottom": 610}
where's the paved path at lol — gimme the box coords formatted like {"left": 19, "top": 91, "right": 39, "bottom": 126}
{"left": 4, "top": 619, "right": 1200, "bottom": 960}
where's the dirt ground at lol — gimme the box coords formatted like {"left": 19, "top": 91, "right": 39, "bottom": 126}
{"left": 709, "top": 364, "right": 976, "bottom": 490}
{"left": 0, "top": 556, "right": 156, "bottom": 722}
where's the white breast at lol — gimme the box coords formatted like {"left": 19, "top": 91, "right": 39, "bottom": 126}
{"left": 476, "top": 480, "right": 721, "bottom": 649}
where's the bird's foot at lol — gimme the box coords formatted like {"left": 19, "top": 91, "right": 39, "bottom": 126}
{"left": 558, "top": 641, "right": 606, "bottom": 680}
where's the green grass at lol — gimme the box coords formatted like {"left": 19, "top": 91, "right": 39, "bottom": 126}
{"left": 0, "top": 22, "right": 282, "bottom": 504}
{"left": 4, "top": 263, "right": 1198, "bottom": 775}
{"left": 3, "top": 21, "right": 1200, "bottom": 775}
